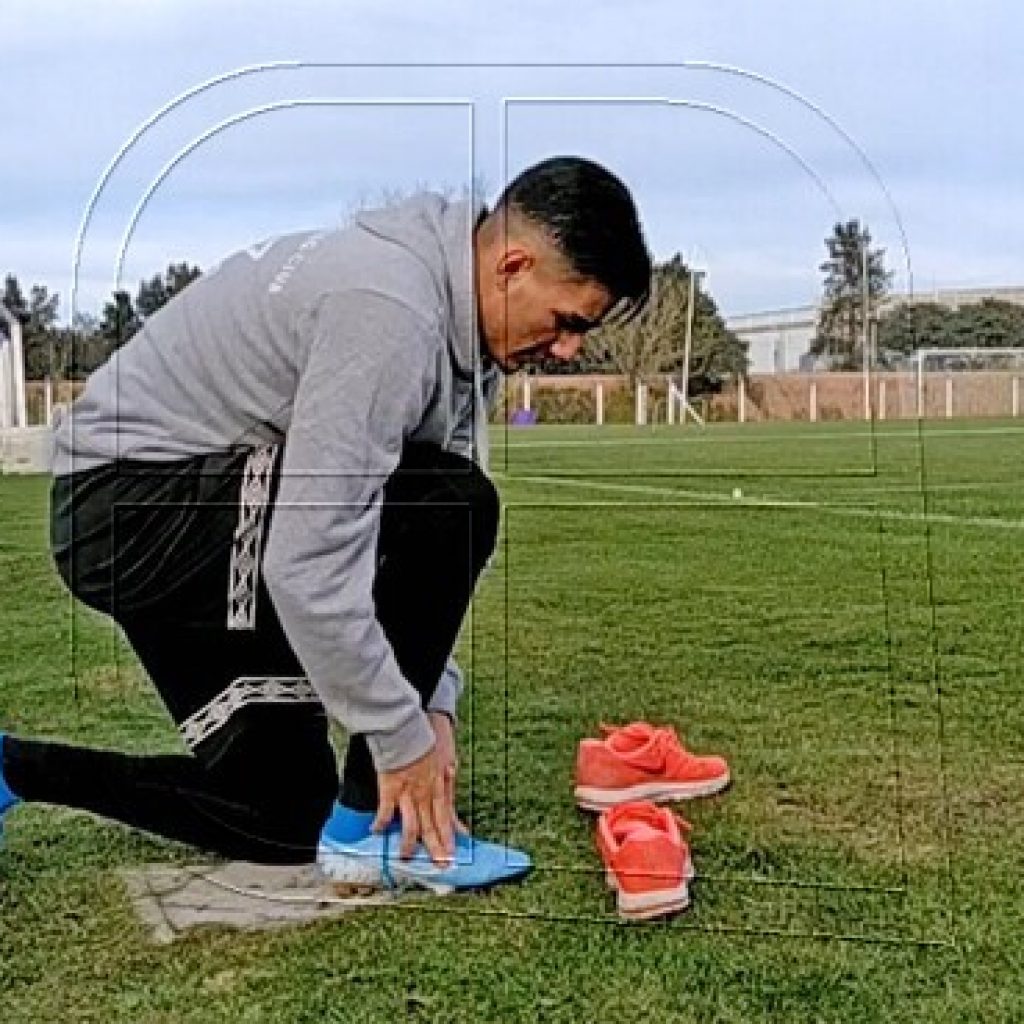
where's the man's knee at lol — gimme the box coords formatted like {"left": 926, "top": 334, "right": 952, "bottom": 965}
{"left": 453, "top": 459, "right": 499, "bottom": 560}
{"left": 386, "top": 444, "right": 500, "bottom": 563}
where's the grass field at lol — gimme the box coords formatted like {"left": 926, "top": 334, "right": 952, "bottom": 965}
{"left": 2, "top": 418, "right": 1023, "bottom": 1022}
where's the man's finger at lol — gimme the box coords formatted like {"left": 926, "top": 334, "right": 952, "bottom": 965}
{"left": 432, "top": 774, "right": 454, "bottom": 858}
{"left": 372, "top": 790, "right": 396, "bottom": 835}
{"left": 418, "top": 801, "right": 449, "bottom": 866}
{"left": 398, "top": 793, "right": 419, "bottom": 859}
{"left": 443, "top": 767, "right": 465, "bottom": 835}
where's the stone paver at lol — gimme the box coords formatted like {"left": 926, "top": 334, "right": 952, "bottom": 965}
{"left": 119, "top": 862, "right": 405, "bottom": 944}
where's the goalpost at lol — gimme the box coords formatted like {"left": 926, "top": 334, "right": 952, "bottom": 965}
{"left": 0, "top": 300, "right": 52, "bottom": 473}
{"left": 0, "top": 300, "right": 28, "bottom": 430}
{"left": 666, "top": 263, "right": 707, "bottom": 427}
{"left": 666, "top": 381, "right": 705, "bottom": 426}
{"left": 914, "top": 347, "right": 1024, "bottom": 419}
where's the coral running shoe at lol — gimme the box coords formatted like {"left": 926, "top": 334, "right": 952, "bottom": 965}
{"left": 575, "top": 721, "right": 730, "bottom": 811}
{"left": 597, "top": 800, "right": 694, "bottom": 920}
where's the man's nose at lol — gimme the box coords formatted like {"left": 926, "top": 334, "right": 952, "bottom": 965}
{"left": 549, "top": 334, "right": 584, "bottom": 361}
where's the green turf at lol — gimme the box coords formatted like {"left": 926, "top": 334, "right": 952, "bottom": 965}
{"left": 2, "top": 419, "right": 1024, "bottom": 1021}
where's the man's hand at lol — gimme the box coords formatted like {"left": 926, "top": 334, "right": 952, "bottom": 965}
{"left": 429, "top": 711, "right": 469, "bottom": 836}
{"left": 373, "top": 745, "right": 453, "bottom": 865}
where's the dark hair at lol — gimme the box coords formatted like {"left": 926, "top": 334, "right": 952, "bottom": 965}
{"left": 494, "top": 156, "right": 652, "bottom": 325}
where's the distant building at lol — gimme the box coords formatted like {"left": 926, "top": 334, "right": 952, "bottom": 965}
{"left": 726, "top": 285, "right": 1024, "bottom": 374}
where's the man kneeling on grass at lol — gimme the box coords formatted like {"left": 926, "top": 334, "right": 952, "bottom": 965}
{"left": 0, "top": 156, "right": 651, "bottom": 892}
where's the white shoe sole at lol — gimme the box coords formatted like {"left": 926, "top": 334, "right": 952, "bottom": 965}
{"left": 575, "top": 772, "right": 730, "bottom": 811}
{"left": 604, "top": 864, "right": 692, "bottom": 920}
{"left": 317, "top": 844, "right": 459, "bottom": 896}
{"left": 616, "top": 886, "right": 691, "bottom": 920}
{"left": 604, "top": 855, "right": 694, "bottom": 919}
{"left": 316, "top": 845, "right": 387, "bottom": 896}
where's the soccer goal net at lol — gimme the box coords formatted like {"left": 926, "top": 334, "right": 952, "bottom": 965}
{"left": 0, "top": 301, "right": 27, "bottom": 430}
{"left": 913, "top": 347, "right": 1024, "bottom": 419}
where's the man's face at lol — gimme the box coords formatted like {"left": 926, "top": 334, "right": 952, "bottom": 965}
{"left": 477, "top": 233, "right": 612, "bottom": 373}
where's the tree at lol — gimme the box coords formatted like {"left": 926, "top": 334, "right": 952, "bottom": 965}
{"left": 136, "top": 262, "right": 202, "bottom": 319}
{"left": 2, "top": 275, "right": 27, "bottom": 343}
{"left": 955, "top": 299, "right": 1024, "bottom": 349}
{"left": 558, "top": 255, "right": 746, "bottom": 389}
{"left": 2, "top": 277, "right": 62, "bottom": 378}
{"left": 2, "top": 274, "right": 27, "bottom": 319}
{"left": 99, "top": 290, "right": 141, "bottom": 349}
{"left": 876, "top": 298, "right": 1024, "bottom": 366}
{"left": 135, "top": 274, "right": 169, "bottom": 319}
{"left": 811, "top": 220, "right": 891, "bottom": 370}
{"left": 875, "top": 301, "right": 953, "bottom": 365}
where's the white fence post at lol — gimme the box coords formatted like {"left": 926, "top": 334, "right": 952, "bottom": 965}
{"left": 945, "top": 376, "right": 953, "bottom": 419}
{"left": 44, "top": 378, "right": 53, "bottom": 426}
{"left": 596, "top": 382, "right": 604, "bottom": 426}
{"left": 738, "top": 376, "right": 746, "bottom": 423}
{"left": 0, "top": 348, "right": 9, "bottom": 429}
{"left": 809, "top": 380, "right": 817, "bottom": 423}
{"left": 522, "top": 376, "right": 531, "bottom": 413}
{"left": 635, "top": 382, "right": 647, "bottom": 426}
{"left": 878, "top": 380, "right": 886, "bottom": 421}
{"left": 666, "top": 378, "right": 675, "bottom": 425}
{"left": 1013, "top": 376, "right": 1020, "bottom": 418}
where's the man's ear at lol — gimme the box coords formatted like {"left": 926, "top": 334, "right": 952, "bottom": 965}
{"left": 496, "top": 248, "right": 533, "bottom": 290}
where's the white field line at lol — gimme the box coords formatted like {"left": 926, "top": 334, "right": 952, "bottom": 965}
{"left": 493, "top": 472, "right": 1024, "bottom": 532}
{"left": 493, "top": 424, "right": 1024, "bottom": 449}
{"left": 820, "top": 480, "right": 1024, "bottom": 496}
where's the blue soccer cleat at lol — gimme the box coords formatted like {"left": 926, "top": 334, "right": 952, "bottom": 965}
{"left": 316, "top": 801, "right": 532, "bottom": 895}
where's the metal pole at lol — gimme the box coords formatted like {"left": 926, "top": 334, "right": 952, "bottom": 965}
{"left": 862, "top": 234, "right": 871, "bottom": 421}
{"left": 681, "top": 270, "right": 702, "bottom": 424}
{"left": 917, "top": 349, "right": 925, "bottom": 419}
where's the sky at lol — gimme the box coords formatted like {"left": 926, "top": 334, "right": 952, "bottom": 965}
{"left": 3, "top": 0, "right": 1021, "bottom": 321}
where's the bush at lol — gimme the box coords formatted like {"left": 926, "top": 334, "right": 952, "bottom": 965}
{"left": 531, "top": 387, "right": 597, "bottom": 424}
{"left": 602, "top": 387, "right": 636, "bottom": 424}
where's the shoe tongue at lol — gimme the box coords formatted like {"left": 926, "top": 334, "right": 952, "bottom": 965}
{"left": 608, "top": 724, "right": 674, "bottom": 770}
{"left": 609, "top": 801, "right": 665, "bottom": 837}
{"left": 616, "top": 821, "right": 664, "bottom": 843}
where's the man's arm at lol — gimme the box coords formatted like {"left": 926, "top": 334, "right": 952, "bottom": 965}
{"left": 431, "top": 362, "right": 501, "bottom": 723}
{"left": 427, "top": 657, "right": 464, "bottom": 722}
{"left": 262, "top": 288, "right": 438, "bottom": 772}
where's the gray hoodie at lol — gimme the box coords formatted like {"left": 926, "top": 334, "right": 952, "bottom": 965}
{"left": 53, "top": 195, "right": 501, "bottom": 772}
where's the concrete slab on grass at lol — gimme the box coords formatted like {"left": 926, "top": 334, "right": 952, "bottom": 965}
{"left": 119, "top": 861, "right": 402, "bottom": 944}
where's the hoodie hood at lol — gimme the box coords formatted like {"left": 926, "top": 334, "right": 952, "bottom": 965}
{"left": 354, "top": 193, "right": 501, "bottom": 470}
{"left": 354, "top": 194, "right": 486, "bottom": 382}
